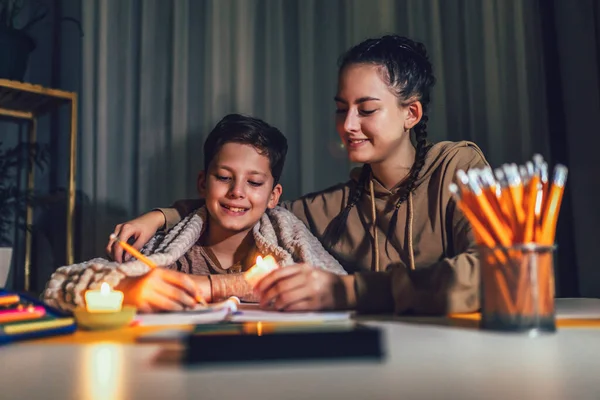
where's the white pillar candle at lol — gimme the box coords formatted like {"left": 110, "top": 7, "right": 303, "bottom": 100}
{"left": 85, "top": 282, "right": 124, "bottom": 312}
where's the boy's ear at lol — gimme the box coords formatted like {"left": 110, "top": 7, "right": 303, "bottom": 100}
{"left": 267, "top": 184, "right": 283, "bottom": 209}
{"left": 404, "top": 100, "right": 423, "bottom": 131}
{"left": 197, "top": 171, "right": 207, "bottom": 198}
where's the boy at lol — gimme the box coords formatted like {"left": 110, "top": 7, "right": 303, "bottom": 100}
{"left": 44, "top": 114, "right": 346, "bottom": 313}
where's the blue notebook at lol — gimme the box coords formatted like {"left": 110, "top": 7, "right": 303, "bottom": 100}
{"left": 0, "top": 290, "right": 76, "bottom": 344}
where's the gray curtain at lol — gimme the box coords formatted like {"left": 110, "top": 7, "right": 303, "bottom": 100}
{"left": 72, "top": 0, "right": 549, "bottom": 262}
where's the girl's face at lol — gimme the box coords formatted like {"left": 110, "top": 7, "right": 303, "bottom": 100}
{"left": 335, "top": 63, "right": 420, "bottom": 165}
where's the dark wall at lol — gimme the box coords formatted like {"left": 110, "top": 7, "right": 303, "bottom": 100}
{"left": 545, "top": 0, "right": 600, "bottom": 297}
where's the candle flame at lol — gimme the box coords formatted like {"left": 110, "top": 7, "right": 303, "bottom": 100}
{"left": 100, "top": 282, "right": 110, "bottom": 295}
{"left": 256, "top": 255, "right": 263, "bottom": 264}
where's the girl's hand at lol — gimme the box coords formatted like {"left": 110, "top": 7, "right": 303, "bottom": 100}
{"left": 116, "top": 269, "right": 203, "bottom": 313}
{"left": 255, "top": 264, "right": 354, "bottom": 311}
{"left": 106, "top": 211, "right": 166, "bottom": 262}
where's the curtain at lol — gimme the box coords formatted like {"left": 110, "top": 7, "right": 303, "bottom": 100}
{"left": 11, "top": 0, "right": 554, "bottom": 291}
{"left": 71, "top": 0, "right": 549, "bottom": 262}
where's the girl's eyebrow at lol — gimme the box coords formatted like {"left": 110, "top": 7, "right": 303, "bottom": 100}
{"left": 334, "top": 96, "right": 381, "bottom": 104}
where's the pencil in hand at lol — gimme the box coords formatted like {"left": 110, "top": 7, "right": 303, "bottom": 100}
{"left": 109, "top": 233, "right": 157, "bottom": 268}
{"left": 108, "top": 234, "right": 209, "bottom": 307}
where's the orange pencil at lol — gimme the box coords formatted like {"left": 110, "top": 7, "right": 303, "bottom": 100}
{"left": 110, "top": 234, "right": 158, "bottom": 268}
{"left": 0, "top": 294, "right": 20, "bottom": 306}
{"left": 532, "top": 156, "right": 545, "bottom": 221}
{"left": 469, "top": 169, "right": 509, "bottom": 234}
{"left": 449, "top": 184, "right": 513, "bottom": 312}
{"left": 468, "top": 177, "right": 512, "bottom": 247}
{"left": 494, "top": 168, "right": 519, "bottom": 239}
{"left": 511, "top": 165, "right": 525, "bottom": 216}
{"left": 504, "top": 165, "right": 526, "bottom": 241}
{"left": 109, "top": 234, "right": 208, "bottom": 306}
{"left": 458, "top": 169, "right": 508, "bottom": 243}
{"left": 541, "top": 165, "right": 568, "bottom": 245}
{"left": 449, "top": 184, "right": 497, "bottom": 248}
{"left": 541, "top": 165, "right": 550, "bottom": 215}
{"left": 523, "top": 175, "right": 540, "bottom": 243}
{"left": 0, "top": 305, "right": 46, "bottom": 324}
{"left": 533, "top": 155, "right": 549, "bottom": 237}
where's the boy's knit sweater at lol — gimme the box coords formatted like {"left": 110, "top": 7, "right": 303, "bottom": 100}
{"left": 43, "top": 206, "right": 347, "bottom": 312}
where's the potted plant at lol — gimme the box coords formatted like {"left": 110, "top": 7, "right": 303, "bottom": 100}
{"left": 0, "top": 141, "right": 48, "bottom": 288}
{"left": 0, "top": 0, "right": 81, "bottom": 81}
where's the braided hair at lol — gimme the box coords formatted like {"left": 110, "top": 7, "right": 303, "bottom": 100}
{"left": 323, "top": 35, "right": 436, "bottom": 248}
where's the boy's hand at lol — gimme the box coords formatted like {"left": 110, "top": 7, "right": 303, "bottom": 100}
{"left": 116, "top": 269, "right": 202, "bottom": 313}
{"left": 106, "top": 211, "right": 165, "bottom": 262}
{"left": 254, "top": 264, "right": 355, "bottom": 312}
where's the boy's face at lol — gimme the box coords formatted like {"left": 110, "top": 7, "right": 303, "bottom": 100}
{"left": 199, "top": 143, "right": 282, "bottom": 235}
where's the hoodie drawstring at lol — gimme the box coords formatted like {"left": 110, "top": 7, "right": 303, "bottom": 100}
{"left": 407, "top": 192, "right": 415, "bottom": 270}
{"left": 369, "top": 178, "right": 416, "bottom": 272}
{"left": 369, "top": 178, "right": 380, "bottom": 272}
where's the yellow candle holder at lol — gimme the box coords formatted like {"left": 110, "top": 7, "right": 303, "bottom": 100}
{"left": 74, "top": 282, "right": 136, "bottom": 330}
{"left": 73, "top": 306, "right": 137, "bottom": 331}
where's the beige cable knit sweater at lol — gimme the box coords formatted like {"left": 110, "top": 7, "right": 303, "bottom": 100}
{"left": 43, "top": 206, "right": 347, "bottom": 312}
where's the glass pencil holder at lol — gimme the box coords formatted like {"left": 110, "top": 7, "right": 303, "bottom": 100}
{"left": 478, "top": 244, "right": 556, "bottom": 334}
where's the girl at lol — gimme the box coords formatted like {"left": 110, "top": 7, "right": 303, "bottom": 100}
{"left": 107, "top": 35, "right": 487, "bottom": 315}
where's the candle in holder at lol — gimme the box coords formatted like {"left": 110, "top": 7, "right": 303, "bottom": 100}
{"left": 84, "top": 282, "right": 124, "bottom": 313}
{"left": 75, "top": 283, "right": 135, "bottom": 330}
{"left": 244, "top": 255, "right": 279, "bottom": 288}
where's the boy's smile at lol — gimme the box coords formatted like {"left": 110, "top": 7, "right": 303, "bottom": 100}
{"left": 199, "top": 143, "right": 282, "bottom": 239}
{"left": 220, "top": 203, "right": 249, "bottom": 215}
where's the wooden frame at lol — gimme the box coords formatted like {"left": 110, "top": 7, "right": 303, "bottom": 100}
{"left": 0, "top": 79, "right": 78, "bottom": 292}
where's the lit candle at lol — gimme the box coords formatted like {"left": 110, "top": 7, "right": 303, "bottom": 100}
{"left": 244, "top": 255, "right": 279, "bottom": 288}
{"left": 85, "top": 282, "right": 124, "bottom": 313}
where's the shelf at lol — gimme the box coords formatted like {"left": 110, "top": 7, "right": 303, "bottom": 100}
{"left": 0, "top": 79, "right": 78, "bottom": 292}
{"left": 0, "top": 79, "right": 74, "bottom": 118}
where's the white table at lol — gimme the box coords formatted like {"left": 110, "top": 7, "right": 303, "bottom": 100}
{"left": 1, "top": 299, "right": 599, "bottom": 399}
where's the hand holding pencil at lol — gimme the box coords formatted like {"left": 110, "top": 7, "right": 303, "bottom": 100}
{"left": 110, "top": 234, "right": 208, "bottom": 307}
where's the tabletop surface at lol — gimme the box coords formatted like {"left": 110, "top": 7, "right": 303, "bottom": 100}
{"left": 1, "top": 298, "right": 599, "bottom": 400}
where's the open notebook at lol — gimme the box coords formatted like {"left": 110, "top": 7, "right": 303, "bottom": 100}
{"left": 135, "top": 297, "right": 351, "bottom": 327}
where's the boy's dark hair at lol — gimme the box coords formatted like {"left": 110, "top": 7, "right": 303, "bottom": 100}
{"left": 203, "top": 114, "right": 288, "bottom": 185}
{"left": 324, "top": 35, "right": 436, "bottom": 248}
